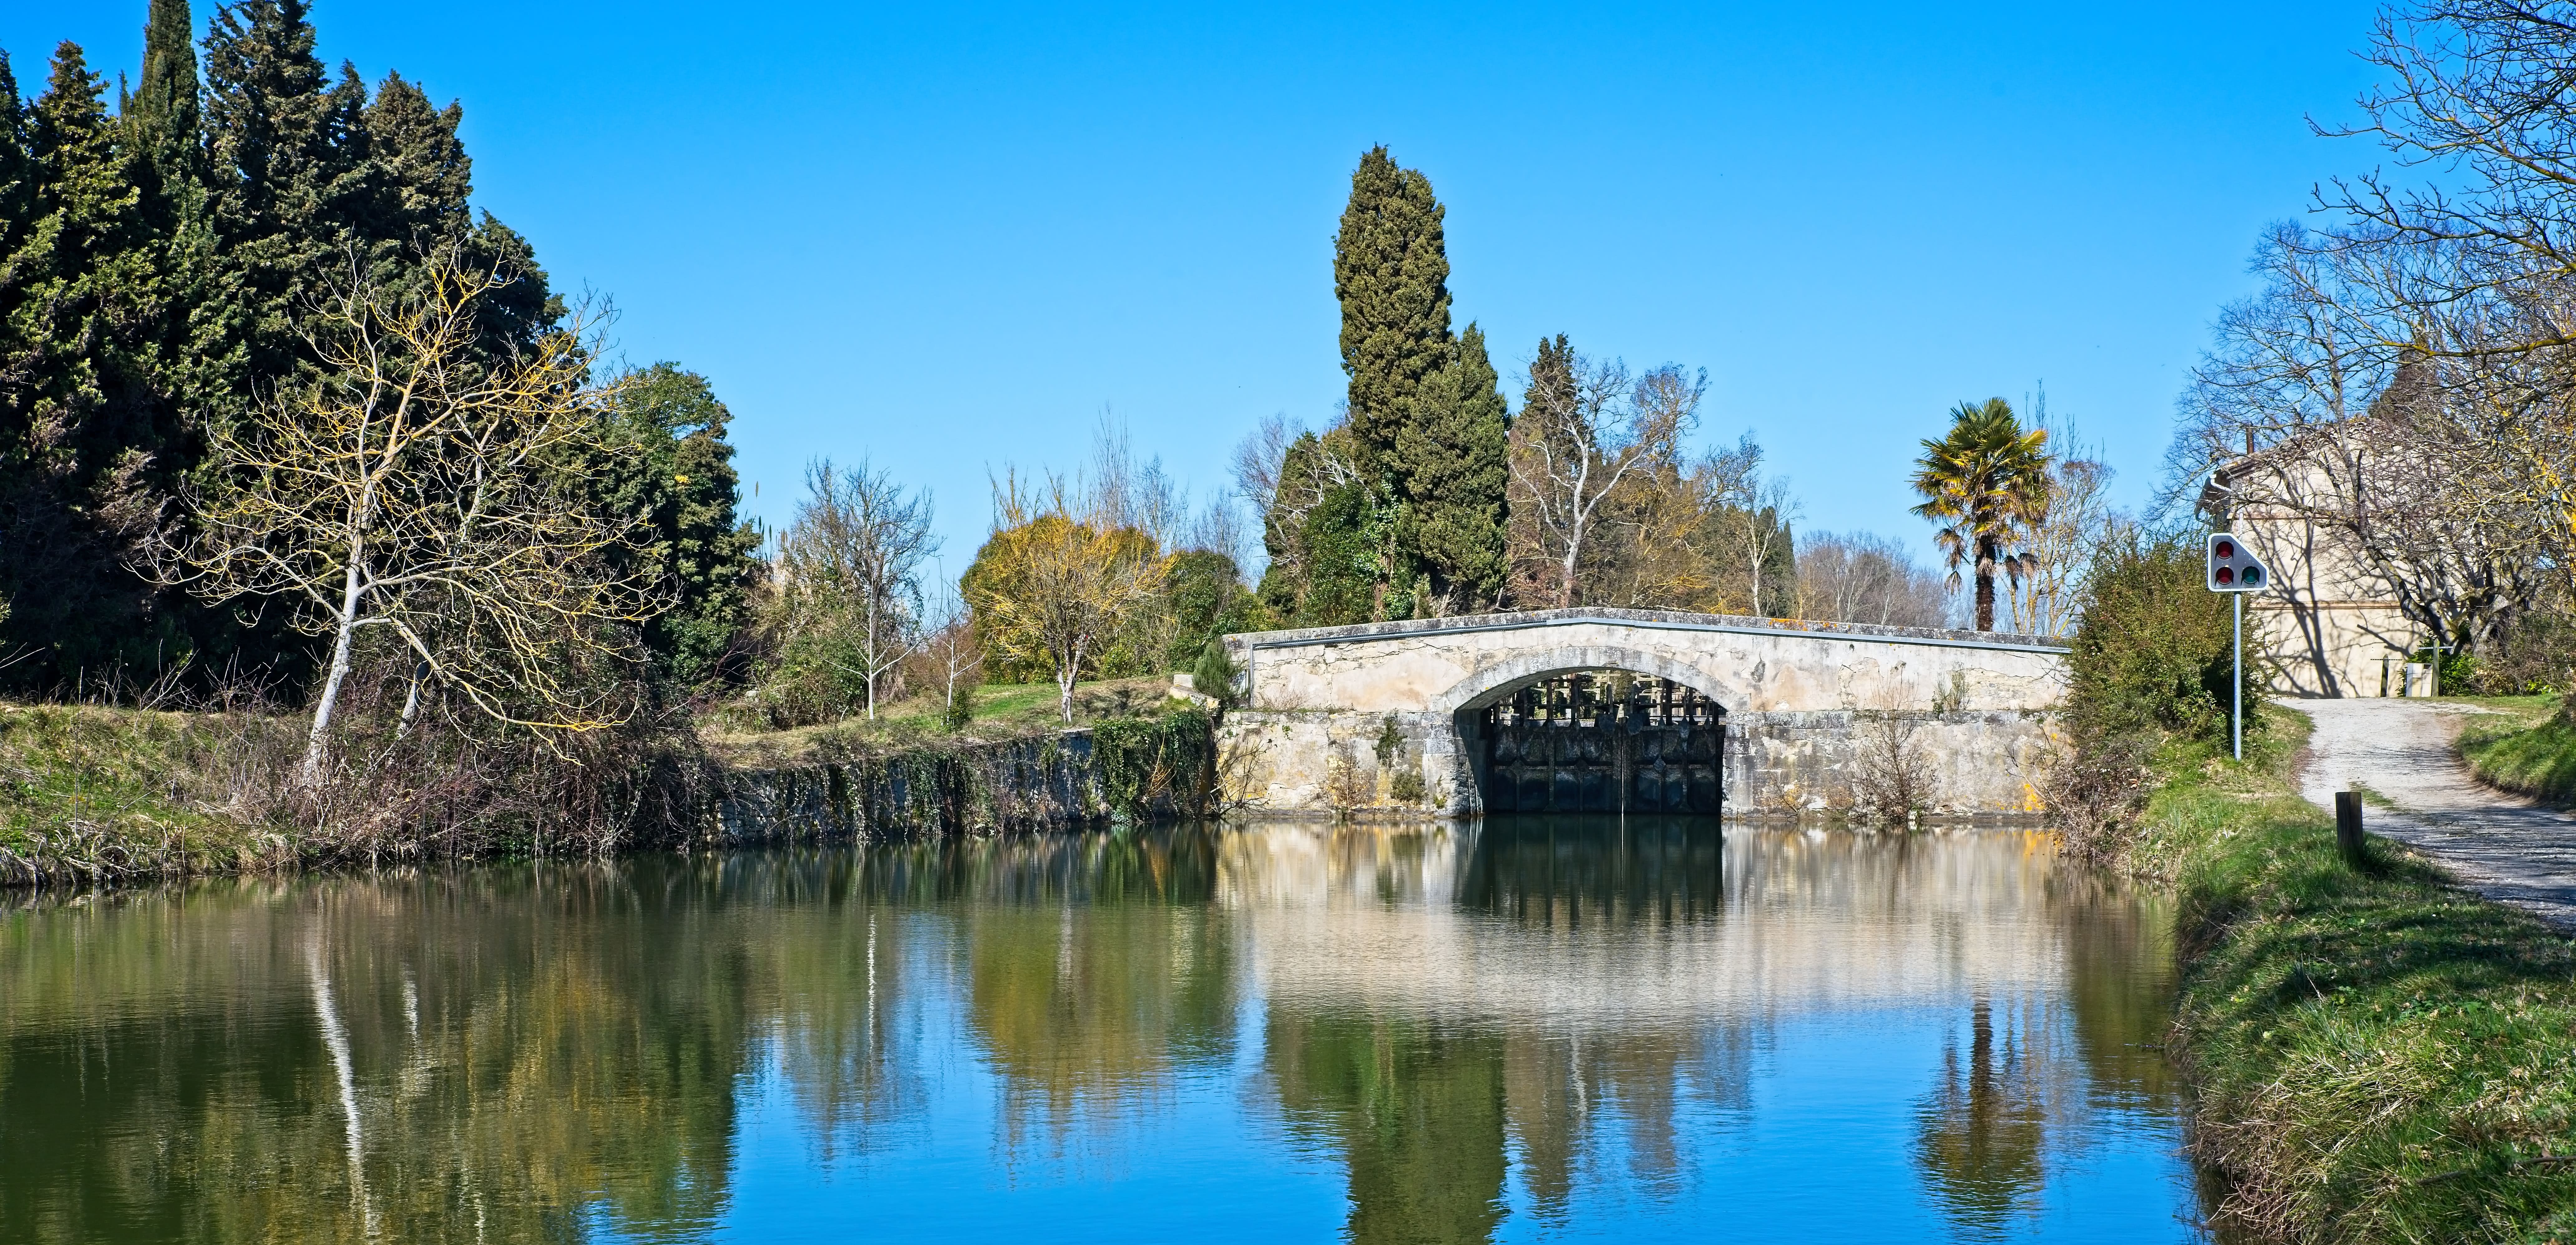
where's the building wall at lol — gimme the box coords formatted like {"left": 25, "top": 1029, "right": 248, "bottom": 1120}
{"left": 2210, "top": 445, "right": 2422, "bottom": 698}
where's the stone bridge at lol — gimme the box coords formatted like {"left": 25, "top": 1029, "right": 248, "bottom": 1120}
{"left": 1215, "top": 608, "right": 2068, "bottom": 818}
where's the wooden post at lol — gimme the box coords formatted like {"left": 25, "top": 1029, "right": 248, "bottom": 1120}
{"left": 2334, "top": 790, "right": 2365, "bottom": 868}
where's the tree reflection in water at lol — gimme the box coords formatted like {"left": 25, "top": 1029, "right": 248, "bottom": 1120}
{"left": 0, "top": 819, "right": 2194, "bottom": 1244}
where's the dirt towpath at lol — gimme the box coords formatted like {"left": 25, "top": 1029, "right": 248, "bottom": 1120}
{"left": 2293, "top": 698, "right": 2576, "bottom": 930}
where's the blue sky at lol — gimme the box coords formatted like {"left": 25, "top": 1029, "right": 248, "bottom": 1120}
{"left": 15, "top": 1, "right": 2385, "bottom": 570}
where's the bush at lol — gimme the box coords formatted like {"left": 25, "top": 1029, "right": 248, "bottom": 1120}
{"left": 1091, "top": 706, "right": 1214, "bottom": 820}
{"left": 941, "top": 682, "right": 976, "bottom": 732}
{"left": 2475, "top": 613, "right": 2576, "bottom": 697}
{"left": 1191, "top": 639, "right": 1239, "bottom": 706}
{"left": 2046, "top": 530, "right": 2246, "bottom": 847}
{"left": 2063, "top": 531, "right": 2242, "bottom": 746}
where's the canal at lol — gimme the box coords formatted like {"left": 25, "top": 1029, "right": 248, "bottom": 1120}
{"left": 0, "top": 819, "right": 2204, "bottom": 1243}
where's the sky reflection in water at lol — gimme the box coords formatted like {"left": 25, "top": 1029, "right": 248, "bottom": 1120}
{"left": 0, "top": 819, "right": 2203, "bottom": 1243}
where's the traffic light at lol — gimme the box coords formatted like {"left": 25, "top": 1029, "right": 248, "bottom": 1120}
{"left": 2207, "top": 532, "right": 2270, "bottom": 593}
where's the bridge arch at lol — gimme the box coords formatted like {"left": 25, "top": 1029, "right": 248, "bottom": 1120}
{"left": 1428, "top": 645, "right": 1740, "bottom": 717}
{"left": 1217, "top": 607, "right": 2068, "bottom": 817}
{"left": 1441, "top": 652, "right": 1732, "bottom": 816}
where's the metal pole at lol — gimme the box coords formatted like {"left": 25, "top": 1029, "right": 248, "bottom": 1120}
{"left": 2232, "top": 592, "right": 2243, "bottom": 761}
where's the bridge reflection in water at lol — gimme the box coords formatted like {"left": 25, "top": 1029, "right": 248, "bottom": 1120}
{"left": 0, "top": 819, "right": 2196, "bottom": 1244}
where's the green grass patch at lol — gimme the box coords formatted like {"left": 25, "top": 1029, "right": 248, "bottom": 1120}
{"left": 2461, "top": 697, "right": 2576, "bottom": 805}
{"left": 2142, "top": 707, "right": 2576, "bottom": 1243}
{"left": 700, "top": 676, "right": 1181, "bottom": 769}
{"left": 0, "top": 703, "right": 295, "bottom": 884}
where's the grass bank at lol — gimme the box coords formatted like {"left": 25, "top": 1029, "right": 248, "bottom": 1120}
{"left": 0, "top": 703, "right": 297, "bottom": 884}
{"left": 2, "top": 676, "right": 1206, "bottom": 888}
{"left": 2459, "top": 695, "right": 2576, "bottom": 804}
{"left": 2133, "top": 707, "right": 2576, "bottom": 1243}
{"left": 700, "top": 675, "right": 1178, "bottom": 769}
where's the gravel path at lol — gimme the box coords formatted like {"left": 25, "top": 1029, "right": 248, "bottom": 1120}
{"left": 2293, "top": 698, "right": 2576, "bottom": 930}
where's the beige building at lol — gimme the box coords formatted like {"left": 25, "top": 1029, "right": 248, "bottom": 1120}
{"left": 2198, "top": 437, "right": 2425, "bottom": 698}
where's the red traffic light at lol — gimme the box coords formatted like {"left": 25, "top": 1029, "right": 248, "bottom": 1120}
{"left": 2215, "top": 567, "right": 2234, "bottom": 585}
{"left": 2214, "top": 539, "right": 2235, "bottom": 559}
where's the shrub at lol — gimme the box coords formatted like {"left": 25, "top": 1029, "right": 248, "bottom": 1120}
{"left": 2046, "top": 530, "right": 2245, "bottom": 849}
{"left": 1091, "top": 706, "right": 1214, "bottom": 820}
{"left": 1191, "top": 639, "right": 1239, "bottom": 706}
{"left": 2474, "top": 613, "right": 2576, "bottom": 697}
{"left": 2062, "top": 531, "right": 2242, "bottom": 746}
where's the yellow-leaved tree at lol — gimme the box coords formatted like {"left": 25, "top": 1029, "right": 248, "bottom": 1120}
{"left": 963, "top": 476, "right": 1169, "bottom": 725}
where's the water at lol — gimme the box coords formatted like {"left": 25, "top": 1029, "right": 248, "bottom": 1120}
{"left": 0, "top": 819, "right": 2204, "bottom": 1243}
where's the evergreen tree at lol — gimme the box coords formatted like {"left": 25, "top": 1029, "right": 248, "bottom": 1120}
{"left": 202, "top": 0, "right": 357, "bottom": 392}
{"left": 1297, "top": 478, "right": 1378, "bottom": 628}
{"left": 0, "top": 55, "right": 30, "bottom": 285}
{"left": 588, "top": 364, "right": 762, "bottom": 691}
{"left": 127, "top": 0, "right": 201, "bottom": 179}
{"left": 1524, "top": 333, "right": 1576, "bottom": 416}
{"left": 0, "top": 43, "right": 187, "bottom": 681}
{"left": 1394, "top": 323, "right": 1509, "bottom": 611}
{"left": 1334, "top": 146, "right": 1453, "bottom": 484}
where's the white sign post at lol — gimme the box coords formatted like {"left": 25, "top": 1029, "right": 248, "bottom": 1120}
{"left": 2206, "top": 533, "right": 2272, "bottom": 761}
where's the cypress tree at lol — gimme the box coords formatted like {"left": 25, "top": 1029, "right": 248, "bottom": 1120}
{"left": 128, "top": 0, "right": 201, "bottom": 178}
{"left": 586, "top": 364, "right": 762, "bottom": 690}
{"left": 1334, "top": 146, "right": 1453, "bottom": 484}
{"left": 0, "top": 43, "right": 181, "bottom": 679}
{"left": 0, "top": 54, "right": 29, "bottom": 269}
{"left": 1394, "top": 323, "right": 1509, "bottom": 611}
{"left": 203, "top": 0, "right": 358, "bottom": 391}
{"left": 1524, "top": 333, "right": 1576, "bottom": 416}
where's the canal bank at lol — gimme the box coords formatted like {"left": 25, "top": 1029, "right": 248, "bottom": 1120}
{"left": 2116, "top": 706, "right": 2576, "bottom": 1243}
{"left": 0, "top": 696, "right": 1221, "bottom": 888}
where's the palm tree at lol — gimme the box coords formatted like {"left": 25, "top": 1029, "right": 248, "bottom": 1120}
{"left": 1911, "top": 398, "right": 2051, "bottom": 632}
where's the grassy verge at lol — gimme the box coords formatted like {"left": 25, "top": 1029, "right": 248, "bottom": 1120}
{"left": 0, "top": 703, "right": 296, "bottom": 884}
{"left": 2459, "top": 696, "right": 2576, "bottom": 804}
{"left": 699, "top": 676, "right": 1181, "bottom": 768}
{"left": 2138, "top": 706, "right": 2576, "bottom": 1243}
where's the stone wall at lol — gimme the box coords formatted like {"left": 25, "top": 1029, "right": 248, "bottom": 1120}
{"left": 705, "top": 731, "right": 1105, "bottom": 844}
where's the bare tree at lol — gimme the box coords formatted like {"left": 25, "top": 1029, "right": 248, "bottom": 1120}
{"left": 151, "top": 253, "right": 659, "bottom": 783}
{"left": 779, "top": 458, "right": 938, "bottom": 720}
{"left": 920, "top": 568, "right": 982, "bottom": 721}
{"left": 1510, "top": 356, "right": 1698, "bottom": 608}
{"left": 2169, "top": 225, "right": 2551, "bottom": 669}
{"left": 1798, "top": 532, "right": 1950, "bottom": 627}
{"left": 2006, "top": 452, "right": 2117, "bottom": 638}
{"left": 1709, "top": 455, "right": 1800, "bottom": 619}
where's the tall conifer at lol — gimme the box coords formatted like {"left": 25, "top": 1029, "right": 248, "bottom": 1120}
{"left": 129, "top": 0, "right": 200, "bottom": 178}
{"left": 203, "top": 0, "right": 355, "bottom": 389}
{"left": 1334, "top": 147, "right": 1453, "bottom": 483}
{"left": 1396, "top": 323, "right": 1510, "bottom": 610}
{"left": 0, "top": 43, "right": 181, "bottom": 676}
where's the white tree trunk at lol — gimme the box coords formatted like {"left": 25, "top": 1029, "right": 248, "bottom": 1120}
{"left": 301, "top": 558, "right": 366, "bottom": 785}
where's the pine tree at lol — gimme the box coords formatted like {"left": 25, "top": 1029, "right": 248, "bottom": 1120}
{"left": 1394, "top": 323, "right": 1509, "bottom": 611}
{"left": 1334, "top": 146, "right": 1453, "bottom": 484}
